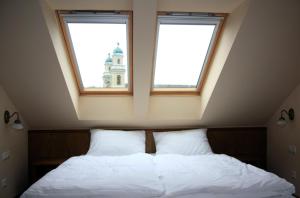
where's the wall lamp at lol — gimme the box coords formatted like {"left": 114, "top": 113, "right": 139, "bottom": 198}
{"left": 4, "top": 110, "right": 24, "bottom": 130}
{"left": 277, "top": 108, "right": 295, "bottom": 127}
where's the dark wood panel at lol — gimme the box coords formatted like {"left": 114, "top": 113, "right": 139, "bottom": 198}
{"left": 145, "top": 130, "right": 156, "bottom": 153}
{"left": 28, "top": 127, "right": 266, "bottom": 183}
{"left": 207, "top": 128, "right": 266, "bottom": 168}
{"left": 29, "top": 130, "right": 90, "bottom": 162}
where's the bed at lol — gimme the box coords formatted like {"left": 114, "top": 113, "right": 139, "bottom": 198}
{"left": 22, "top": 129, "right": 295, "bottom": 198}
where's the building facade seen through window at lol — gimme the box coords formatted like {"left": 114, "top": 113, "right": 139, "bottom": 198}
{"left": 102, "top": 43, "right": 126, "bottom": 88}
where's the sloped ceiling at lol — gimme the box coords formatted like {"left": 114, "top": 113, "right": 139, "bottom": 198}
{"left": 201, "top": 0, "right": 300, "bottom": 126}
{"left": 0, "top": 0, "right": 299, "bottom": 129}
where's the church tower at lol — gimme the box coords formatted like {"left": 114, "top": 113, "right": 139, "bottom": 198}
{"left": 102, "top": 53, "right": 113, "bottom": 87}
{"left": 102, "top": 43, "right": 126, "bottom": 88}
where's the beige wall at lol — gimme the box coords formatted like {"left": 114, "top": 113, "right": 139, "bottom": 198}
{"left": 0, "top": 85, "right": 28, "bottom": 197}
{"left": 267, "top": 83, "right": 300, "bottom": 195}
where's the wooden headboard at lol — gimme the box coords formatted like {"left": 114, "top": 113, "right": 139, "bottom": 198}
{"left": 28, "top": 127, "right": 266, "bottom": 183}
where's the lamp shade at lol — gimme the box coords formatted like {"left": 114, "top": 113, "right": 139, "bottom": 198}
{"left": 11, "top": 119, "right": 24, "bottom": 130}
{"left": 277, "top": 117, "right": 287, "bottom": 127}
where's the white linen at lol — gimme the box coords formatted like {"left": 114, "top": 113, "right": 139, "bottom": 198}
{"left": 87, "top": 129, "right": 145, "bottom": 156}
{"left": 153, "top": 129, "right": 212, "bottom": 155}
{"left": 153, "top": 154, "right": 295, "bottom": 198}
{"left": 162, "top": 192, "right": 294, "bottom": 198}
{"left": 21, "top": 154, "right": 164, "bottom": 198}
{"left": 22, "top": 153, "right": 294, "bottom": 198}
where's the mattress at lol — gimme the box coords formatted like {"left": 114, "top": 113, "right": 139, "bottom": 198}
{"left": 21, "top": 153, "right": 295, "bottom": 198}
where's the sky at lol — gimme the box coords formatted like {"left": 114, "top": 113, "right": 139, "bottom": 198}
{"left": 68, "top": 23, "right": 128, "bottom": 88}
{"left": 154, "top": 24, "right": 215, "bottom": 87}
{"left": 67, "top": 22, "right": 215, "bottom": 88}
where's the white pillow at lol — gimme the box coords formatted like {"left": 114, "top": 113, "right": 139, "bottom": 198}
{"left": 87, "top": 129, "right": 145, "bottom": 156}
{"left": 153, "top": 129, "right": 213, "bottom": 155}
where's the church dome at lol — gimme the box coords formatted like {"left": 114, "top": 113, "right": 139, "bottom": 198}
{"left": 105, "top": 53, "right": 112, "bottom": 64}
{"left": 113, "top": 43, "right": 123, "bottom": 55}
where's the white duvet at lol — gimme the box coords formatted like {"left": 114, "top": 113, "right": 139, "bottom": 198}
{"left": 153, "top": 154, "right": 294, "bottom": 198}
{"left": 22, "top": 154, "right": 295, "bottom": 198}
{"left": 22, "top": 154, "right": 164, "bottom": 198}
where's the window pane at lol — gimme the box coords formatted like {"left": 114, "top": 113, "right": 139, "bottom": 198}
{"left": 67, "top": 23, "right": 128, "bottom": 89}
{"left": 154, "top": 24, "right": 215, "bottom": 88}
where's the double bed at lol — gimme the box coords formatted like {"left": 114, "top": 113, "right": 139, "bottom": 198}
{"left": 23, "top": 129, "right": 295, "bottom": 198}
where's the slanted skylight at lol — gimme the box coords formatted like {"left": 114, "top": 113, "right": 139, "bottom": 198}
{"left": 152, "top": 13, "right": 225, "bottom": 94}
{"left": 58, "top": 11, "right": 132, "bottom": 94}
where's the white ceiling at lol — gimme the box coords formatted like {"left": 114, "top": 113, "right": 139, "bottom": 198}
{"left": 0, "top": 0, "right": 299, "bottom": 129}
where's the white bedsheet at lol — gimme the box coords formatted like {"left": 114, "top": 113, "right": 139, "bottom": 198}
{"left": 22, "top": 153, "right": 164, "bottom": 198}
{"left": 22, "top": 154, "right": 295, "bottom": 198}
{"left": 153, "top": 154, "right": 295, "bottom": 198}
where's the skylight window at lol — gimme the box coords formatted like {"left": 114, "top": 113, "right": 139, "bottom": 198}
{"left": 152, "top": 13, "right": 225, "bottom": 94}
{"left": 58, "top": 11, "right": 132, "bottom": 95}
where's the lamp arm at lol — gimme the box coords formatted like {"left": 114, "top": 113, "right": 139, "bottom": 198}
{"left": 280, "top": 108, "right": 295, "bottom": 121}
{"left": 280, "top": 109, "right": 288, "bottom": 117}
{"left": 4, "top": 111, "right": 20, "bottom": 124}
{"left": 9, "top": 112, "right": 19, "bottom": 119}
